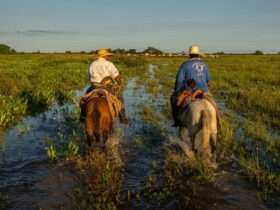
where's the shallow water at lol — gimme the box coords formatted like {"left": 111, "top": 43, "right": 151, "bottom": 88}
{"left": 0, "top": 104, "right": 79, "bottom": 209}
{"left": 121, "top": 76, "right": 177, "bottom": 209}
{"left": 0, "top": 86, "right": 86, "bottom": 209}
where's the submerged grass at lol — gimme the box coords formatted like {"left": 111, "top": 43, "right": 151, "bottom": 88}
{"left": 70, "top": 150, "right": 123, "bottom": 210}
{"left": 1, "top": 54, "right": 280, "bottom": 208}
{"left": 141, "top": 146, "right": 216, "bottom": 210}
{"left": 239, "top": 155, "right": 280, "bottom": 198}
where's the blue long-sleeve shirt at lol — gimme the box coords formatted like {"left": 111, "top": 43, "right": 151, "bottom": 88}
{"left": 175, "top": 58, "right": 210, "bottom": 93}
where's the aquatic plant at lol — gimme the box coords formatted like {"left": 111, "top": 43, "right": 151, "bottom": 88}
{"left": 66, "top": 141, "right": 79, "bottom": 160}
{"left": 46, "top": 141, "right": 58, "bottom": 162}
{"left": 70, "top": 150, "right": 123, "bottom": 210}
{"left": 0, "top": 96, "right": 27, "bottom": 127}
{"left": 141, "top": 146, "right": 215, "bottom": 209}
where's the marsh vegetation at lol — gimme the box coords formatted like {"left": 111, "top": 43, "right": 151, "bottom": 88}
{"left": 0, "top": 54, "right": 279, "bottom": 209}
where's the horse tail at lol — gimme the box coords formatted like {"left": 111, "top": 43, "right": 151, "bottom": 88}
{"left": 94, "top": 103, "right": 101, "bottom": 142}
{"left": 96, "top": 98, "right": 113, "bottom": 144}
{"left": 85, "top": 100, "right": 99, "bottom": 146}
{"left": 201, "top": 110, "right": 211, "bottom": 152}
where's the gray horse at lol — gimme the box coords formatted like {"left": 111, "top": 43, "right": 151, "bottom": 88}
{"left": 178, "top": 98, "right": 218, "bottom": 166}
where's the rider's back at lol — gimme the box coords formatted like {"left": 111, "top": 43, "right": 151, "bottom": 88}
{"left": 180, "top": 58, "right": 210, "bottom": 92}
{"left": 89, "top": 58, "right": 119, "bottom": 84}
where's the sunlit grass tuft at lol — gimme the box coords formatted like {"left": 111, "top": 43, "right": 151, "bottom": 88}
{"left": 70, "top": 150, "right": 123, "bottom": 210}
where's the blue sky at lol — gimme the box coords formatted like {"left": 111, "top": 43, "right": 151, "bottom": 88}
{"left": 0, "top": 0, "right": 279, "bottom": 52}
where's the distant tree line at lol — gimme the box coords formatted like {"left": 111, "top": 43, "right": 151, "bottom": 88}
{"left": 64, "top": 47, "right": 164, "bottom": 55}
{"left": 255, "top": 50, "right": 264, "bottom": 55}
{"left": 1, "top": 43, "right": 279, "bottom": 55}
{"left": 63, "top": 48, "right": 280, "bottom": 55}
{"left": 0, "top": 44, "right": 16, "bottom": 54}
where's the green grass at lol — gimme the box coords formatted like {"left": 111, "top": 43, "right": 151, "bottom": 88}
{"left": 142, "top": 104, "right": 162, "bottom": 127}
{"left": 1, "top": 53, "right": 279, "bottom": 208}
{"left": 208, "top": 55, "right": 280, "bottom": 128}
{"left": 0, "top": 54, "right": 89, "bottom": 127}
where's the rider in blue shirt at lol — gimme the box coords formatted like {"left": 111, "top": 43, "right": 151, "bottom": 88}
{"left": 171, "top": 45, "right": 211, "bottom": 126}
{"left": 175, "top": 57, "right": 210, "bottom": 92}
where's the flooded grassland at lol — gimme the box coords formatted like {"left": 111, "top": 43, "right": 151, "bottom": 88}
{"left": 0, "top": 54, "right": 279, "bottom": 209}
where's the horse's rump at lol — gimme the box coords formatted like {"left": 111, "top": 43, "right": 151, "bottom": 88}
{"left": 179, "top": 99, "right": 217, "bottom": 164}
{"left": 86, "top": 98, "right": 112, "bottom": 146}
{"left": 85, "top": 91, "right": 114, "bottom": 147}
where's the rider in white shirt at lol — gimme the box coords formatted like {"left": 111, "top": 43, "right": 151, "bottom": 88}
{"left": 81, "top": 48, "right": 128, "bottom": 124}
{"left": 88, "top": 56, "right": 119, "bottom": 84}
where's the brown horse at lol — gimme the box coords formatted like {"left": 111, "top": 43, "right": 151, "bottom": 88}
{"left": 85, "top": 94, "right": 113, "bottom": 147}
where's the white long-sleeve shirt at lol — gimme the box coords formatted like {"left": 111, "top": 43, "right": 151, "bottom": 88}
{"left": 88, "top": 58, "right": 120, "bottom": 83}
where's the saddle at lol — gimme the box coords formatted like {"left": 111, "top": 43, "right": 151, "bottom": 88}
{"left": 177, "top": 91, "right": 193, "bottom": 108}
{"left": 99, "top": 76, "right": 123, "bottom": 97}
{"left": 81, "top": 88, "right": 123, "bottom": 120}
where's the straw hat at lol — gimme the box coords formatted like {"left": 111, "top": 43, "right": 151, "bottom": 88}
{"left": 189, "top": 45, "right": 202, "bottom": 56}
{"left": 98, "top": 48, "right": 113, "bottom": 57}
